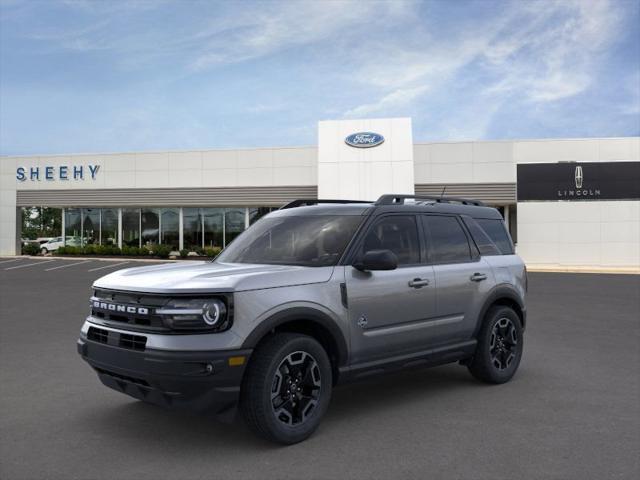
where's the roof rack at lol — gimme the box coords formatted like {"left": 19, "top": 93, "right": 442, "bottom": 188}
{"left": 375, "top": 194, "right": 485, "bottom": 207}
{"left": 280, "top": 199, "right": 372, "bottom": 210}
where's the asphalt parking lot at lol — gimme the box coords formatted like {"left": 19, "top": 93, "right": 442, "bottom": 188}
{"left": 0, "top": 258, "right": 638, "bottom": 480}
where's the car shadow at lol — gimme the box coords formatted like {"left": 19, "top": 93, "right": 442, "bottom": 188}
{"left": 79, "top": 364, "right": 479, "bottom": 451}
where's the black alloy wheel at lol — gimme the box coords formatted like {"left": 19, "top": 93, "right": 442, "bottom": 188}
{"left": 468, "top": 306, "right": 523, "bottom": 384}
{"left": 490, "top": 317, "right": 518, "bottom": 370}
{"left": 241, "top": 333, "right": 332, "bottom": 444}
{"left": 271, "top": 351, "right": 322, "bottom": 426}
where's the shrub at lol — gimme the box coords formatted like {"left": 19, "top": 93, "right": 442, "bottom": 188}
{"left": 63, "top": 246, "right": 80, "bottom": 255}
{"left": 139, "top": 246, "right": 150, "bottom": 256}
{"left": 154, "top": 245, "right": 171, "bottom": 259}
{"left": 179, "top": 249, "right": 189, "bottom": 258}
{"left": 83, "top": 244, "right": 96, "bottom": 255}
{"left": 22, "top": 243, "right": 41, "bottom": 256}
{"left": 204, "top": 247, "right": 222, "bottom": 258}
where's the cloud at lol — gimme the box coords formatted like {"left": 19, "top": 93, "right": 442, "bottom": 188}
{"left": 189, "top": 1, "right": 413, "bottom": 71}
{"left": 342, "top": 0, "right": 626, "bottom": 131}
{"left": 344, "top": 85, "right": 429, "bottom": 118}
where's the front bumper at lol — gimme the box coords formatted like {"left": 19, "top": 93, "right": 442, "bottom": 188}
{"left": 77, "top": 333, "right": 252, "bottom": 418}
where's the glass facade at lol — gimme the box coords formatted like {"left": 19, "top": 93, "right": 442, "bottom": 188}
{"left": 64, "top": 208, "right": 82, "bottom": 246}
{"left": 224, "top": 208, "right": 245, "bottom": 246}
{"left": 60, "top": 206, "right": 276, "bottom": 251}
{"left": 183, "top": 208, "right": 203, "bottom": 250}
{"left": 82, "top": 208, "right": 100, "bottom": 245}
{"left": 141, "top": 208, "right": 160, "bottom": 247}
{"left": 101, "top": 209, "right": 118, "bottom": 246}
{"left": 122, "top": 208, "right": 140, "bottom": 247}
{"left": 203, "top": 208, "right": 224, "bottom": 249}
{"left": 160, "top": 208, "right": 179, "bottom": 250}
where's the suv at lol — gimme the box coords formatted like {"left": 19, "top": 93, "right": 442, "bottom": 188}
{"left": 77, "top": 195, "right": 527, "bottom": 444}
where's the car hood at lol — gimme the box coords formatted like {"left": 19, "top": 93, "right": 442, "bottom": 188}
{"left": 93, "top": 261, "right": 335, "bottom": 294}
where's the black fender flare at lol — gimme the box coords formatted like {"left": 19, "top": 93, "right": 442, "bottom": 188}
{"left": 241, "top": 307, "right": 349, "bottom": 367}
{"left": 474, "top": 284, "right": 527, "bottom": 336}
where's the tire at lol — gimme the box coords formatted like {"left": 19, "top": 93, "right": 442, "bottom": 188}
{"left": 240, "top": 333, "right": 332, "bottom": 444}
{"left": 468, "top": 306, "right": 523, "bottom": 384}
{"left": 41, "top": 248, "right": 48, "bottom": 255}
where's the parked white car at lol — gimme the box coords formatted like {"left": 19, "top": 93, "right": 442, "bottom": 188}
{"left": 40, "top": 236, "right": 81, "bottom": 254}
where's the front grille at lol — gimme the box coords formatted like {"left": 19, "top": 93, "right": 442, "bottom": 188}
{"left": 90, "top": 289, "right": 169, "bottom": 331}
{"left": 86, "top": 326, "right": 147, "bottom": 352}
{"left": 87, "top": 326, "right": 108, "bottom": 344}
{"left": 119, "top": 333, "right": 147, "bottom": 351}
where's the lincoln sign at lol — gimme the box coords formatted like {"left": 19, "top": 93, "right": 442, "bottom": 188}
{"left": 517, "top": 161, "right": 640, "bottom": 201}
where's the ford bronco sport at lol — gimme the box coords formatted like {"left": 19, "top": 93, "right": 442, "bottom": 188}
{"left": 78, "top": 194, "right": 527, "bottom": 444}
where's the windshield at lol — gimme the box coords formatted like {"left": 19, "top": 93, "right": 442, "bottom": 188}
{"left": 216, "top": 215, "right": 363, "bottom": 267}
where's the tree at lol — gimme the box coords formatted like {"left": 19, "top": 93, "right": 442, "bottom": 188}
{"left": 21, "top": 207, "right": 62, "bottom": 239}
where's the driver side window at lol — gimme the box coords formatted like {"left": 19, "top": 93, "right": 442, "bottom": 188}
{"left": 361, "top": 215, "right": 420, "bottom": 265}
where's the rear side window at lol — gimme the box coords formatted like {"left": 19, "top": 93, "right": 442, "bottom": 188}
{"left": 423, "top": 215, "right": 472, "bottom": 264}
{"left": 476, "top": 218, "right": 514, "bottom": 254}
{"left": 461, "top": 217, "right": 501, "bottom": 256}
{"left": 362, "top": 215, "right": 420, "bottom": 265}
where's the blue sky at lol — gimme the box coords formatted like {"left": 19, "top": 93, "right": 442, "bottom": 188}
{"left": 1, "top": 0, "right": 639, "bottom": 155}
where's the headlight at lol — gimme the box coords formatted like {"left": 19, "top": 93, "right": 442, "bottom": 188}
{"left": 156, "top": 298, "right": 230, "bottom": 332}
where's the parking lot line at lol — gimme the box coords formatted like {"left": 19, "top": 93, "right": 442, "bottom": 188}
{"left": 87, "top": 261, "right": 129, "bottom": 272}
{"left": 44, "top": 260, "right": 92, "bottom": 271}
{"left": 5, "top": 260, "right": 56, "bottom": 270}
{"left": 0, "top": 258, "right": 25, "bottom": 265}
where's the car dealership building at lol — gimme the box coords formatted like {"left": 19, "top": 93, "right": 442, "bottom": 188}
{"left": 1, "top": 118, "right": 639, "bottom": 269}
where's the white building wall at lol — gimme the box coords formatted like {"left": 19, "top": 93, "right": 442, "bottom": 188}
{"left": 318, "top": 118, "right": 414, "bottom": 200}
{"left": 515, "top": 137, "right": 640, "bottom": 269}
{"left": 0, "top": 157, "right": 19, "bottom": 255}
{"left": 413, "top": 141, "right": 515, "bottom": 184}
{"left": 0, "top": 147, "right": 317, "bottom": 255}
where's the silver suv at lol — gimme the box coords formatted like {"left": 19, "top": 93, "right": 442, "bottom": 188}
{"left": 77, "top": 195, "right": 527, "bottom": 444}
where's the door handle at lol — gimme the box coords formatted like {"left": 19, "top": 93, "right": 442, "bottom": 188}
{"left": 408, "top": 278, "right": 430, "bottom": 288}
{"left": 470, "top": 272, "right": 488, "bottom": 282}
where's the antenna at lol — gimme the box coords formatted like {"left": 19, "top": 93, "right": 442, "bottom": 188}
{"left": 440, "top": 185, "right": 447, "bottom": 199}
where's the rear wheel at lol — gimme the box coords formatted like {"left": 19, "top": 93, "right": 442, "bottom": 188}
{"left": 240, "top": 333, "right": 332, "bottom": 444}
{"left": 468, "top": 306, "right": 523, "bottom": 384}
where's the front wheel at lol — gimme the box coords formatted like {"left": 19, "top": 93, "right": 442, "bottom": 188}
{"left": 40, "top": 248, "right": 48, "bottom": 255}
{"left": 240, "top": 333, "right": 332, "bottom": 444}
{"left": 468, "top": 306, "right": 523, "bottom": 384}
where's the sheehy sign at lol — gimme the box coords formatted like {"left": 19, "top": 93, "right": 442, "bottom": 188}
{"left": 516, "top": 162, "right": 640, "bottom": 201}
{"left": 16, "top": 165, "right": 100, "bottom": 182}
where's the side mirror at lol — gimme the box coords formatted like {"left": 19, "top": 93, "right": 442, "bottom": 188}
{"left": 353, "top": 249, "right": 398, "bottom": 271}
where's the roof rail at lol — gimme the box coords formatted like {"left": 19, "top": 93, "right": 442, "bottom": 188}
{"left": 280, "top": 199, "right": 372, "bottom": 210}
{"left": 375, "top": 194, "right": 485, "bottom": 207}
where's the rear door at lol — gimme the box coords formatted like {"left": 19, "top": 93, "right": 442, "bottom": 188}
{"left": 422, "top": 214, "right": 495, "bottom": 344}
{"left": 345, "top": 214, "right": 437, "bottom": 363}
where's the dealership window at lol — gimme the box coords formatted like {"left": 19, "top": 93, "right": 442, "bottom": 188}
{"left": 82, "top": 208, "right": 100, "bottom": 245}
{"left": 160, "top": 208, "right": 179, "bottom": 250}
{"left": 225, "top": 208, "right": 245, "bottom": 246}
{"left": 183, "top": 208, "right": 203, "bottom": 250}
{"left": 141, "top": 208, "right": 160, "bottom": 247}
{"left": 101, "top": 208, "right": 118, "bottom": 246}
{"left": 122, "top": 208, "right": 140, "bottom": 247}
{"left": 64, "top": 208, "right": 81, "bottom": 246}
{"left": 249, "top": 207, "right": 274, "bottom": 225}
{"left": 203, "top": 208, "right": 224, "bottom": 249}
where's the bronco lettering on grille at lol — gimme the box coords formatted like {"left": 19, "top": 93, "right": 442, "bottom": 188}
{"left": 92, "top": 300, "right": 149, "bottom": 315}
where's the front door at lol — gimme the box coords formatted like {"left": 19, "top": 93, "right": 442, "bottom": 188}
{"left": 346, "top": 214, "right": 437, "bottom": 364}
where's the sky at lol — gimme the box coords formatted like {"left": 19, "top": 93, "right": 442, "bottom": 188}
{"left": 0, "top": 0, "right": 639, "bottom": 155}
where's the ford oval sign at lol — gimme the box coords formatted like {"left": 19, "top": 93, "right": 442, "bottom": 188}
{"left": 345, "top": 132, "right": 385, "bottom": 148}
